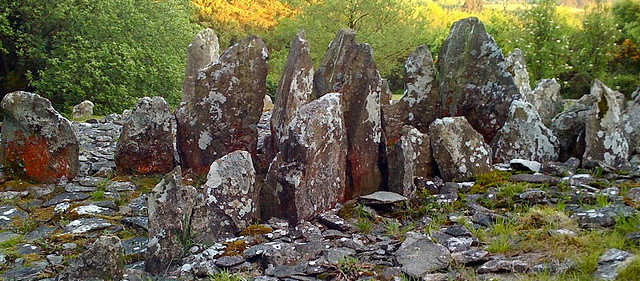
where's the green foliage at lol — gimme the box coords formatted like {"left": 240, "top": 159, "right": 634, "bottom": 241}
{"left": 208, "top": 270, "right": 247, "bottom": 281}
{"left": 2, "top": 0, "right": 200, "bottom": 114}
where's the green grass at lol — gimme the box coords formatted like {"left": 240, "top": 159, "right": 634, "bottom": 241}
{"left": 208, "top": 270, "right": 246, "bottom": 281}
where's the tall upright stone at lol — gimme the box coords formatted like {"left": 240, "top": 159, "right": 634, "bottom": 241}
{"left": 388, "top": 45, "right": 439, "bottom": 144}
{"left": 0, "top": 91, "right": 79, "bottom": 183}
{"left": 115, "top": 97, "right": 175, "bottom": 175}
{"left": 176, "top": 35, "right": 268, "bottom": 175}
{"left": 429, "top": 117, "right": 492, "bottom": 181}
{"left": 527, "top": 79, "right": 563, "bottom": 127}
{"left": 182, "top": 28, "right": 220, "bottom": 103}
{"left": 388, "top": 125, "right": 435, "bottom": 198}
{"left": 264, "top": 93, "right": 347, "bottom": 223}
{"left": 505, "top": 48, "right": 531, "bottom": 96}
{"left": 313, "top": 28, "right": 386, "bottom": 198}
{"left": 623, "top": 87, "right": 640, "bottom": 156}
{"left": 437, "top": 17, "right": 521, "bottom": 142}
{"left": 190, "top": 150, "right": 259, "bottom": 244}
{"left": 271, "top": 30, "right": 314, "bottom": 148}
{"left": 491, "top": 100, "right": 559, "bottom": 163}
{"left": 583, "top": 80, "right": 629, "bottom": 167}
{"left": 551, "top": 93, "right": 599, "bottom": 161}
{"left": 146, "top": 166, "right": 196, "bottom": 274}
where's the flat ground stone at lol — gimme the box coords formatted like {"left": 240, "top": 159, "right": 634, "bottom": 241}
{"left": 0, "top": 231, "right": 21, "bottom": 243}
{"left": 509, "top": 174, "right": 560, "bottom": 184}
{"left": 594, "top": 248, "right": 635, "bottom": 280}
{"left": 24, "top": 226, "right": 55, "bottom": 241}
{"left": 394, "top": 237, "right": 452, "bottom": 278}
{"left": 122, "top": 237, "right": 148, "bottom": 256}
{"left": 106, "top": 181, "right": 136, "bottom": 192}
{"left": 122, "top": 217, "right": 149, "bottom": 231}
{"left": 64, "top": 184, "right": 97, "bottom": 193}
{"left": 359, "top": 191, "right": 408, "bottom": 205}
{"left": 1, "top": 261, "right": 48, "bottom": 280}
{"left": 42, "top": 192, "right": 90, "bottom": 207}
{"left": 0, "top": 205, "right": 27, "bottom": 228}
{"left": 71, "top": 204, "right": 116, "bottom": 217}
{"left": 215, "top": 255, "right": 246, "bottom": 268}
{"left": 509, "top": 159, "right": 542, "bottom": 173}
{"left": 60, "top": 218, "right": 114, "bottom": 235}
{"left": 476, "top": 259, "right": 529, "bottom": 274}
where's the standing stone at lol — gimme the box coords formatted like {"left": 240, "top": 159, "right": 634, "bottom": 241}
{"left": 57, "top": 236, "right": 124, "bottom": 280}
{"left": 388, "top": 46, "right": 439, "bottom": 143}
{"left": 429, "top": 117, "right": 492, "bottom": 181}
{"left": 622, "top": 86, "right": 640, "bottom": 157}
{"left": 437, "top": 17, "right": 521, "bottom": 142}
{"left": 527, "top": 79, "right": 563, "bottom": 127}
{"left": 313, "top": 28, "right": 385, "bottom": 198}
{"left": 182, "top": 28, "right": 220, "bottom": 103}
{"left": 264, "top": 93, "right": 347, "bottom": 223}
{"left": 146, "top": 166, "right": 196, "bottom": 274}
{"left": 505, "top": 48, "right": 532, "bottom": 97}
{"left": 72, "top": 100, "right": 95, "bottom": 119}
{"left": 271, "top": 30, "right": 314, "bottom": 148}
{"left": 0, "top": 91, "right": 79, "bottom": 183}
{"left": 583, "top": 80, "right": 629, "bottom": 167}
{"left": 388, "top": 125, "right": 435, "bottom": 198}
{"left": 176, "top": 35, "right": 268, "bottom": 175}
{"left": 491, "top": 99, "right": 559, "bottom": 163}
{"left": 551, "top": 93, "right": 599, "bottom": 161}
{"left": 190, "top": 151, "right": 259, "bottom": 243}
{"left": 115, "top": 97, "right": 175, "bottom": 175}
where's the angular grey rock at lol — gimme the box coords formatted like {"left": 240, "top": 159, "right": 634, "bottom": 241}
{"left": 176, "top": 35, "right": 268, "bottom": 175}
{"left": 182, "top": 28, "right": 220, "bottom": 103}
{"left": 115, "top": 97, "right": 175, "bottom": 175}
{"left": 429, "top": 117, "right": 492, "bottom": 181}
{"left": 395, "top": 237, "right": 451, "bottom": 278}
{"left": 505, "top": 48, "right": 531, "bottom": 97}
{"left": 190, "top": 150, "right": 259, "bottom": 243}
{"left": 388, "top": 46, "right": 439, "bottom": 143}
{"left": 57, "top": 236, "right": 124, "bottom": 280}
{"left": 509, "top": 159, "right": 542, "bottom": 173}
{"left": 509, "top": 174, "right": 560, "bottom": 184}
{"left": 551, "top": 94, "right": 598, "bottom": 161}
{"left": 388, "top": 125, "right": 435, "bottom": 198}
{"left": 60, "top": 218, "right": 114, "bottom": 235}
{"left": 437, "top": 17, "right": 521, "bottom": 141}
{"left": 0, "top": 91, "right": 79, "bottom": 183}
{"left": 359, "top": 191, "right": 408, "bottom": 205}
{"left": 263, "top": 93, "right": 347, "bottom": 223}
{"left": 476, "top": 259, "right": 529, "bottom": 274}
{"left": 622, "top": 86, "right": 640, "bottom": 157}
{"left": 491, "top": 99, "right": 559, "bottom": 163}
{"left": 146, "top": 166, "right": 196, "bottom": 274}
{"left": 313, "top": 28, "right": 385, "bottom": 198}
{"left": 72, "top": 100, "right": 95, "bottom": 119}
{"left": 528, "top": 79, "right": 563, "bottom": 127}
{"left": 583, "top": 80, "right": 629, "bottom": 167}
{"left": 271, "top": 30, "right": 313, "bottom": 150}
{"left": 593, "top": 248, "right": 635, "bottom": 280}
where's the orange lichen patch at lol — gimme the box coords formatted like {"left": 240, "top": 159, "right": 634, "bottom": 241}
{"left": 222, "top": 240, "right": 247, "bottom": 256}
{"left": 110, "top": 175, "right": 131, "bottom": 182}
{"left": 239, "top": 224, "right": 273, "bottom": 236}
{"left": 4, "top": 132, "right": 72, "bottom": 183}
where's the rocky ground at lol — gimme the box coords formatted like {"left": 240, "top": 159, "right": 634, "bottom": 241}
{"left": 0, "top": 115, "right": 638, "bottom": 281}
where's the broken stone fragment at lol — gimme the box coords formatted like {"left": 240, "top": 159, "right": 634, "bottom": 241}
{"left": 0, "top": 91, "right": 79, "bottom": 183}
{"left": 57, "top": 236, "right": 124, "bottom": 280}
{"left": 387, "top": 125, "right": 435, "bottom": 198}
{"left": 72, "top": 100, "right": 95, "bottom": 120}
{"left": 115, "top": 96, "right": 175, "bottom": 175}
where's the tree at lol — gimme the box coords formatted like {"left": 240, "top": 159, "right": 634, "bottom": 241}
{"left": 1, "top": 0, "right": 199, "bottom": 114}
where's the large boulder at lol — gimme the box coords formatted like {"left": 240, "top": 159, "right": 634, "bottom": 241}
{"left": 622, "top": 86, "right": 640, "bottom": 157}
{"left": 491, "top": 99, "right": 559, "bottom": 163}
{"left": 527, "top": 79, "right": 563, "bottom": 127}
{"left": 146, "top": 166, "right": 196, "bottom": 274}
{"left": 551, "top": 94, "right": 598, "bottom": 161}
{"left": 437, "top": 17, "right": 521, "bottom": 142}
{"left": 190, "top": 150, "right": 259, "bottom": 243}
{"left": 115, "top": 97, "right": 175, "bottom": 175}
{"left": 388, "top": 125, "right": 435, "bottom": 198}
{"left": 583, "top": 80, "right": 629, "bottom": 167}
{"left": 72, "top": 100, "right": 95, "bottom": 119}
{"left": 264, "top": 93, "right": 347, "bottom": 223}
{"left": 388, "top": 45, "right": 439, "bottom": 143}
{"left": 57, "top": 236, "right": 124, "bottom": 280}
{"left": 176, "top": 35, "right": 268, "bottom": 175}
{"left": 313, "top": 28, "right": 386, "bottom": 198}
{"left": 505, "top": 48, "right": 532, "bottom": 97}
{"left": 0, "top": 91, "right": 79, "bottom": 183}
{"left": 271, "top": 30, "right": 314, "bottom": 148}
{"left": 429, "top": 117, "right": 492, "bottom": 181}
{"left": 182, "top": 28, "right": 220, "bottom": 103}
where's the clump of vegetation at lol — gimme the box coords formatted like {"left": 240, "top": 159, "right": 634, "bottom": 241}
{"left": 208, "top": 270, "right": 247, "bottom": 281}
{"left": 222, "top": 240, "right": 247, "bottom": 257}
{"left": 239, "top": 224, "right": 273, "bottom": 236}
{"left": 471, "top": 171, "right": 513, "bottom": 194}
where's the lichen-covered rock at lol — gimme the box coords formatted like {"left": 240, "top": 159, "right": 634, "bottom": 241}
{"left": 115, "top": 97, "right": 175, "bottom": 175}
{"left": 271, "top": 30, "right": 313, "bottom": 148}
{"left": 264, "top": 93, "right": 347, "bottom": 223}
{"left": 176, "top": 35, "right": 267, "bottom": 175}
{"left": 437, "top": 17, "right": 521, "bottom": 142}
{"left": 388, "top": 125, "right": 435, "bottom": 198}
{"left": 72, "top": 100, "right": 95, "bottom": 119}
{"left": 182, "top": 28, "right": 219, "bottom": 103}
{"left": 190, "top": 150, "right": 259, "bottom": 243}
{"left": 429, "top": 117, "right": 492, "bottom": 181}
{"left": 491, "top": 99, "right": 559, "bottom": 163}
{"left": 146, "top": 166, "right": 196, "bottom": 274}
{"left": 57, "top": 236, "right": 124, "bottom": 280}
{"left": 0, "top": 91, "right": 79, "bottom": 183}
{"left": 583, "top": 80, "right": 629, "bottom": 167}
{"left": 527, "top": 79, "right": 563, "bottom": 127}
{"left": 551, "top": 93, "right": 601, "bottom": 161}
{"left": 388, "top": 46, "right": 439, "bottom": 143}
{"left": 313, "top": 28, "right": 385, "bottom": 198}
{"left": 622, "top": 86, "right": 640, "bottom": 157}
{"left": 505, "top": 48, "right": 531, "bottom": 97}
